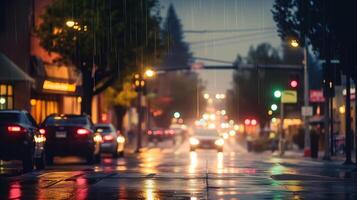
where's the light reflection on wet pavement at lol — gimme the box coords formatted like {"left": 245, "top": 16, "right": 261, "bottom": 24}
{"left": 0, "top": 140, "right": 357, "bottom": 199}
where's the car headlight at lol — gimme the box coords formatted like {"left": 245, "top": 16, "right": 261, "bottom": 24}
{"left": 215, "top": 138, "right": 224, "bottom": 146}
{"left": 189, "top": 137, "right": 200, "bottom": 145}
{"left": 93, "top": 134, "right": 103, "bottom": 143}
{"left": 117, "top": 136, "right": 125, "bottom": 143}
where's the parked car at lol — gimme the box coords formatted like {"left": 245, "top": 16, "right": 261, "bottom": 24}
{"left": 94, "top": 123, "right": 125, "bottom": 157}
{"left": 41, "top": 114, "right": 101, "bottom": 164}
{"left": 189, "top": 128, "right": 224, "bottom": 152}
{"left": 0, "top": 110, "right": 46, "bottom": 172}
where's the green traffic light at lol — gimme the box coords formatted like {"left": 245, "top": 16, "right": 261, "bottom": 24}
{"left": 274, "top": 90, "right": 282, "bottom": 98}
{"left": 271, "top": 104, "right": 278, "bottom": 111}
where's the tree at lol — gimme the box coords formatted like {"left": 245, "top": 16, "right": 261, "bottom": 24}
{"left": 37, "top": 0, "right": 163, "bottom": 115}
{"left": 162, "top": 4, "right": 192, "bottom": 68}
{"left": 230, "top": 42, "right": 311, "bottom": 126}
{"left": 272, "top": 0, "right": 357, "bottom": 74}
{"left": 149, "top": 4, "right": 204, "bottom": 127}
{"left": 246, "top": 43, "right": 281, "bottom": 65}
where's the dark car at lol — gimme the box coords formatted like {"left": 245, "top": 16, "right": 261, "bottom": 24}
{"left": 0, "top": 110, "right": 46, "bottom": 172}
{"left": 94, "top": 123, "right": 125, "bottom": 157}
{"left": 41, "top": 114, "right": 101, "bottom": 164}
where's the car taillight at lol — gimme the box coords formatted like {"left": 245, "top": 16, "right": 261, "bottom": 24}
{"left": 147, "top": 130, "right": 153, "bottom": 135}
{"left": 77, "top": 128, "right": 90, "bottom": 135}
{"left": 103, "top": 135, "right": 114, "bottom": 141}
{"left": 39, "top": 128, "right": 46, "bottom": 134}
{"left": 7, "top": 125, "right": 25, "bottom": 133}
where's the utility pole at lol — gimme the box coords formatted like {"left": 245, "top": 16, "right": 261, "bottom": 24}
{"left": 303, "top": 38, "right": 311, "bottom": 157}
{"left": 344, "top": 69, "right": 353, "bottom": 164}
{"left": 279, "top": 101, "right": 285, "bottom": 156}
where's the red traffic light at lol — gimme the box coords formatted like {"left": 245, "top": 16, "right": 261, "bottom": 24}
{"left": 290, "top": 80, "right": 298, "bottom": 88}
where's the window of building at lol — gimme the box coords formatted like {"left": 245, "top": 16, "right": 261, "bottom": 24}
{"left": 0, "top": 84, "right": 14, "bottom": 110}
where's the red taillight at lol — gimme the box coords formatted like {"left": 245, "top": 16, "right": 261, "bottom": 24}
{"left": 39, "top": 128, "right": 46, "bottom": 134}
{"left": 103, "top": 135, "right": 114, "bottom": 141}
{"left": 147, "top": 130, "right": 153, "bottom": 135}
{"left": 7, "top": 125, "right": 23, "bottom": 133}
{"left": 77, "top": 128, "right": 90, "bottom": 135}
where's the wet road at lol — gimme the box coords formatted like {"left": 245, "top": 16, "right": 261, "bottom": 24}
{"left": 1, "top": 139, "right": 357, "bottom": 200}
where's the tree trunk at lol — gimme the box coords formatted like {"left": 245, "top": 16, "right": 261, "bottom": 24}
{"left": 81, "top": 69, "right": 94, "bottom": 116}
{"left": 114, "top": 105, "right": 127, "bottom": 131}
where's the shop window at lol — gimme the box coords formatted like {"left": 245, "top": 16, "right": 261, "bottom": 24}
{"left": 0, "top": 84, "right": 14, "bottom": 110}
{"left": 30, "top": 99, "right": 58, "bottom": 123}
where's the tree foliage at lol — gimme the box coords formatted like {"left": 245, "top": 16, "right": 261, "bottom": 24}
{"left": 272, "top": 0, "right": 357, "bottom": 75}
{"left": 37, "top": 0, "right": 163, "bottom": 114}
{"left": 150, "top": 4, "right": 204, "bottom": 127}
{"left": 162, "top": 4, "right": 192, "bottom": 68}
{"left": 230, "top": 42, "right": 319, "bottom": 126}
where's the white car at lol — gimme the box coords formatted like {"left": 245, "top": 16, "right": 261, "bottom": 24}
{"left": 189, "top": 129, "right": 224, "bottom": 152}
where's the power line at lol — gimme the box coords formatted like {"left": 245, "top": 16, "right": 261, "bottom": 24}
{"left": 190, "top": 33, "right": 277, "bottom": 49}
{"left": 189, "top": 31, "right": 276, "bottom": 45}
{"left": 184, "top": 27, "right": 275, "bottom": 34}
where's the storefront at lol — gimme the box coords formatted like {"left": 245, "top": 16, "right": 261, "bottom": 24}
{"left": 0, "top": 53, "right": 34, "bottom": 111}
{"left": 30, "top": 57, "right": 82, "bottom": 123}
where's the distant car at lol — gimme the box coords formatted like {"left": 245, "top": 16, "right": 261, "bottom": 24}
{"left": 147, "top": 128, "right": 164, "bottom": 143}
{"left": 41, "top": 114, "right": 101, "bottom": 164}
{"left": 0, "top": 110, "right": 46, "bottom": 172}
{"left": 189, "top": 129, "right": 224, "bottom": 152}
{"left": 94, "top": 123, "right": 125, "bottom": 157}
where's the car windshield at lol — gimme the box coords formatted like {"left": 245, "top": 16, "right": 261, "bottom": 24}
{"left": 44, "top": 116, "right": 88, "bottom": 125}
{"left": 194, "top": 129, "right": 219, "bottom": 137}
{"left": 0, "top": 113, "right": 20, "bottom": 123}
{"left": 95, "top": 126, "right": 113, "bottom": 134}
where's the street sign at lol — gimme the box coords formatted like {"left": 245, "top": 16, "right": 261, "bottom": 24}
{"left": 301, "top": 106, "right": 313, "bottom": 117}
{"left": 281, "top": 90, "right": 297, "bottom": 103}
{"left": 310, "top": 90, "right": 325, "bottom": 103}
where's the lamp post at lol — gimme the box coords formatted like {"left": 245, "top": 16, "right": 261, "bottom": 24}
{"left": 134, "top": 68, "right": 156, "bottom": 153}
{"left": 290, "top": 39, "right": 311, "bottom": 157}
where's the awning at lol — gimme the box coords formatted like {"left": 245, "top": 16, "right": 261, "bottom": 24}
{"left": 0, "top": 53, "right": 34, "bottom": 82}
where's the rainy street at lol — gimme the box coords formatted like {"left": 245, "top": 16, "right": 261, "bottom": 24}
{"left": 1, "top": 139, "right": 357, "bottom": 200}
{"left": 3, "top": 0, "right": 357, "bottom": 199}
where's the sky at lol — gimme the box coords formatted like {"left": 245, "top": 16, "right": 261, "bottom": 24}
{"left": 159, "top": 0, "right": 281, "bottom": 94}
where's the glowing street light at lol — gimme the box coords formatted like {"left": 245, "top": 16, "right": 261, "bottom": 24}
{"left": 66, "top": 20, "right": 75, "bottom": 28}
{"left": 144, "top": 69, "right": 155, "bottom": 78}
{"left": 203, "top": 93, "right": 210, "bottom": 99}
{"left": 290, "top": 39, "right": 299, "bottom": 48}
{"left": 271, "top": 104, "right": 278, "bottom": 111}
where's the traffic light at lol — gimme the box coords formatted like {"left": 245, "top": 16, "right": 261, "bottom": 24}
{"left": 289, "top": 74, "right": 299, "bottom": 89}
{"left": 273, "top": 90, "right": 282, "bottom": 98}
{"left": 271, "top": 104, "right": 278, "bottom": 111}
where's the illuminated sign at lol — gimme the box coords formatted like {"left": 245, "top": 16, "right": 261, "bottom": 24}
{"left": 43, "top": 80, "right": 76, "bottom": 92}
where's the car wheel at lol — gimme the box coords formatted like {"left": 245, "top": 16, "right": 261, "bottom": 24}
{"left": 22, "top": 153, "right": 34, "bottom": 173}
{"left": 35, "top": 153, "right": 45, "bottom": 170}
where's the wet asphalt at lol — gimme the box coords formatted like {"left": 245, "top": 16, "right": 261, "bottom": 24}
{"left": 1, "top": 139, "right": 357, "bottom": 200}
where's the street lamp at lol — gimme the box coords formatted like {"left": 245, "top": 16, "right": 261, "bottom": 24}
{"left": 144, "top": 69, "right": 155, "bottom": 78}
{"left": 290, "top": 39, "right": 299, "bottom": 48}
{"left": 66, "top": 20, "right": 75, "bottom": 28}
